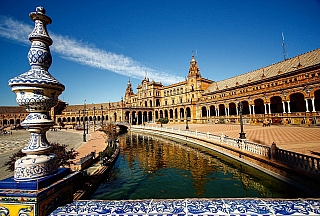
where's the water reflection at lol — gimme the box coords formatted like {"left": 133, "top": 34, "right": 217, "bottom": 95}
{"left": 91, "top": 132, "right": 309, "bottom": 200}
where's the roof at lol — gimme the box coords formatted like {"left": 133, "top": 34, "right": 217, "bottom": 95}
{"left": 0, "top": 106, "right": 27, "bottom": 114}
{"left": 204, "top": 48, "right": 320, "bottom": 93}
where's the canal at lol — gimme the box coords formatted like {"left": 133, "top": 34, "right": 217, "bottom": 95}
{"left": 90, "top": 132, "right": 310, "bottom": 200}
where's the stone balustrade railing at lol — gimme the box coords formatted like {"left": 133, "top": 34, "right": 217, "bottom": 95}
{"left": 275, "top": 148, "right": 320, "bottom": 174}
{"left": 132, "top": 125, "right": 319, "bottom": 176}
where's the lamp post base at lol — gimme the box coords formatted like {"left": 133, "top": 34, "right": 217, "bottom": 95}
{"left": 239, "top": 132, "right": 246, "bottom": 139}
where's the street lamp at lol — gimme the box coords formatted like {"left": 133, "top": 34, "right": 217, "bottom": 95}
{"left": 239, "top": 102, "right": 246, "bottom": 139}
{"left": 86, "top": 107, "right": 88, "bottom": 134}
{"left": 83, "top": 100, "right": 86, "bottom": 142}
{"left": 101, "top": 105, "right": 104, "bottom": 125}
{"left": 78, "top": 110, "right": 80, "bottom": 126}
{"left": 185, "top": 107, "right": 189, "bottom": 130}
{"left": 93, "top": 106, "right": 96, "bottom": 131}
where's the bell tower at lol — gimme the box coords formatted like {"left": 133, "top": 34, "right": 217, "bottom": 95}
{"left": 124, "top": 79, "right": 134, "bottom": 104}
{"left": 188, "top": 53, "right": 201, "bottom": 79}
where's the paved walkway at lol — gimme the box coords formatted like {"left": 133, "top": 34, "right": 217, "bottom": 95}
{"left": 0, "top": 129, "right": 107, "bottom": 180}
{"left": 157, "top": 123, "right": 320, "bottom": 158}
{"left": 73, "top": 130, "right": 107, "bottom": 164}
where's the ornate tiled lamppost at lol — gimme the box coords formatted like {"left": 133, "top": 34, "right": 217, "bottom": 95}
{"left": 8, "top": 6, "right": 65, "bottom": 181}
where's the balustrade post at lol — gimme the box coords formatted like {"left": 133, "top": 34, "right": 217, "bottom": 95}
{"left": 270, "top": 142, "right": 278, "bottom": 160}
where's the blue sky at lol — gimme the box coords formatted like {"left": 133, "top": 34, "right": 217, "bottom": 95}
{"left": 1, "top": 0, "right": 319, "bottom": 106}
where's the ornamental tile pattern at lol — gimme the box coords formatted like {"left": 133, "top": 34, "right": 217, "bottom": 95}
{"left": 50, "top": 198, "right": 320, "bottom": 215}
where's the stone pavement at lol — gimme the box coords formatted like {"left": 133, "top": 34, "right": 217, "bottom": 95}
{"left": 73, "top": 130, "right": 107, "bottom": 164}
{"left": 0, "top": 129, "right": 107, "bottom": 180}
{"left": 161, "top": 123, "right": 320, "bottom": 158}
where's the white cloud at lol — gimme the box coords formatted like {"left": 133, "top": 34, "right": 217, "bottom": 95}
{"left": 0, "top": 16, "right": 184, "bottom": 84}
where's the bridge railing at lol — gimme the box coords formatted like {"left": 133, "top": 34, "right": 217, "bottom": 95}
{"left": 132, "top": 125, "right": 319, "bottom": 175}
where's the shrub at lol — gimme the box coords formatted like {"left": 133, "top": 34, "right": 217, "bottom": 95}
{"left": 157, "top": 118, "right": 169, "bottom": 124}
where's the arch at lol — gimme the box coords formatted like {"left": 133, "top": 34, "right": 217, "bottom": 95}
{"left": 229, "top": 102, "right": 237, "bottom": 115}
{"left": 201, "top": 106, "right": 207, "bottom": 117}
{"left": 149, "top": 100, "right": 153, "bottom": 107}
{"left": 114, "top": 112, "right": 117, "bottom": 122}
{"left": 71, "top": 117, "right": 76, "bottom": 122}
{"left": 156, "top": 99, "right": 161, "bottom": 107}
{"left": 254, "top": 99, "right": 264, "bottom": 114}
{"left": 174, "top": 108, "right": 178, "bottom": 119}
{"left": 240, "top": 101, "right": 250, "bottom": 115}
{"left": 180, "top": 107, "right": 185, "bottom": 118}
{"left": 164, "top": 110, "right": 168, "bottom": 118}
{"left": 155, "top": 110, "right": 159, "bottom": 119}
{"left": 143, "top": 111, "right": 147, "bottom": 123}
{"left": 160, "top": 110, "right": 163, "bottom": 118}
{"left": 218, "top": 104, "right": 226, "bottom": 116}
{"left": 89, "top": 116, "right": 93, "bottom": 121}
{"left": 132, "top": 111, "right": 137, "bottom": 125}
{"left": 10, "top": 119, "right": 14, "bottom": 125}
{"left": 186, "top": 107, "right": 191, "bottom": 118}
{"left": 315, "top": 89, "right": 320, "bottom": 111}
{"left": 63, "top": 117, "right": 67, "bottom": 122}
{"left": 270, "top": 96, "right": 283, "bottom": 113}
{"left": 210, "top": 105, "right": 216, "bottom": 116}
{"left": 125, "top": 111, "right": 130, "bottom": 122}
{"left": 144, "top": 101, "right": 147, "bottom": 107}
{"left": 16, "top": 119, "right": 21, "bottom": 125}
{"left": 289, "top": 92, "right": 305, "bottom": 112}
{"left": 148, "top": 111, "right": 153, "bottom": 122}
{"left": 137, "top": 111, "right": 142, "bottom": 125}
{"left": 169, "top": 109, "right": 174, "bottom": 119}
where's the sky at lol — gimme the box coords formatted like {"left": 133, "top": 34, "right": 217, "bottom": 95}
{"left": 0, "top": 0, "right": 319, "bottom": 106}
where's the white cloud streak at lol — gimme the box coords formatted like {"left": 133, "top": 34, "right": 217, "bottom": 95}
{"left": 0, "top": 16, "right": 184, "bottom": 84}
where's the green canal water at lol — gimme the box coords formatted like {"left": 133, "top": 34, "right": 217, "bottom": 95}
{"left": 90, "top": 132, "right": 310, "bottom": 200}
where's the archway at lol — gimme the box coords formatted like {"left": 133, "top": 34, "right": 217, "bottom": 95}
{"left": 201, "top": 106, "right": 207, "bottom": 117}
{"left": 218, "top": 104, "right": 225, "bottom": 116}
{"left": 174, "top": 108, "right": 178, "bottom": 119}
{"left": 210, "top": 105, "right": 216, "bottom": 116}
{"left": 169, "top": 109, "right": 174, "bottom": 119}
{"left": 315, "top": 89, "right": 320, "bottom": 111}
{"left": 148, "top": 111, "right": 153, "bottom": 122}
{"left": 290, "top": 93, "right": 305, "bottom": 112}
{"left": 270, "top": 96, "right": 283, "bottom": 113}
{"left": 186, "top": 107, "right": 191, "bottom": 118}
{"left": 137, "top": 111, "right": 142, "bottom": 125}
{"left": 254, "top": 99, "right": 264, "bottom": 114}
{"left": 241, "top": 101, "right": 250, "bottom": 115}
{"left": 164, "top": 110, "right": 168, "bottom": 118}
{"left": 180, "top": 108, "right": 184, "bottom": 118}
{"left": 229, "top": 102, "right": 237, "bottom": 115}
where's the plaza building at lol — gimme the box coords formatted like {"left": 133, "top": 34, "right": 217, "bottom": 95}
{"left": 2, "top": 48, "right": 320, "bottom": 128}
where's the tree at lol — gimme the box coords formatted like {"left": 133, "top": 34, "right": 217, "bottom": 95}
{"left": 102, "top": 123, "right": 118, "bottom": 141}
{"left": 4, "top": 142, "right": 79, "bottom": 171}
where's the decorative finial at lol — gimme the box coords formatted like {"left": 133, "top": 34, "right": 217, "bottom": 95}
{"left": 8, "top": 7, "right": 64, "bottom": 181}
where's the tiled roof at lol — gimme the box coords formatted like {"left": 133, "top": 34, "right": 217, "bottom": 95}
{"left": 205, "top": 48, "right": 320, "bottom": 93}
{"left": 0, "top": 106, "right": 26, "bottom": 114}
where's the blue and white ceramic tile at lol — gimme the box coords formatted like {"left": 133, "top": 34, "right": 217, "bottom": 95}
{"left": 50, "top": 198, "right": 320, "bottom": 216}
